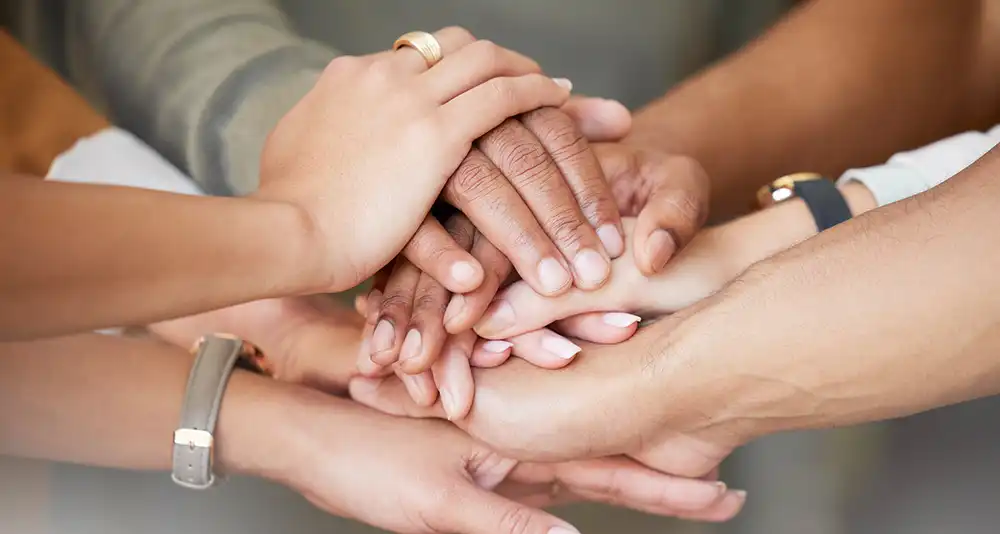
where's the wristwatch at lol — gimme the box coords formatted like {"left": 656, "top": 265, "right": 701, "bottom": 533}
{"left": 171, "top": 334, "right": 258, "bottom": 490}
{"left": 756, "top": 172, "right": 853, "bottom": 231}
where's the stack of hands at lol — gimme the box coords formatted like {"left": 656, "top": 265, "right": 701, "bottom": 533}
{"left": 144, "top": 27, "right": 789, "bottom": 532}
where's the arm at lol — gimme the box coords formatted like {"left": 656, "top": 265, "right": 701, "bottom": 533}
{"left": 627, "top": 0, "right": 1000, "bottom": 219}
{"left": 0, "top": 177, "right": 314, "bottom": 340}
{"left": 657, "top": 145, "right": 1000, "bottom": 442}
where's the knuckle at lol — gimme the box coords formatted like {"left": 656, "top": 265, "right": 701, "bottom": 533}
{"left": 446, "top": 220, "right": 476, "bottom": 249}
{"left": 546, "top": 209, "right": 589, "bottom": 249}
{"left": 412, "top": 289, "right": 447, "bottom": 315}
{"left": 449, "top": 157, "right": 505, "bottom": 203}
{"left": 497, "top": 505, "right": 536, "bottom": 534}
{"left": 497, "top": 140, "right": 551, "bottom": 184}
{"left": 378, "top": 292, "right": 413, "bottom": 319}
{"left": 525, "top": 109, "right": 588, "bottom": 156}
{"left": 442, "top": 26, "right": 476, "bottom": 43}
{"left": 485, "top": 77, "right": 515, "bottom": 106}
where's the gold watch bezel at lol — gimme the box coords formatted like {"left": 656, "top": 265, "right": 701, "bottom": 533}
{"left": 756, "top": 172, "right": 824, "bottom": 208}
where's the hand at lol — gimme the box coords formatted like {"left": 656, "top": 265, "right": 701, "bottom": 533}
{"left": 150, "top": 295, "right": 363, "bottom": 393}
{"left": 348, "top": 317, "right": 747, "bottom": 493}
{"left": 474, "top": 218, "right": 739, "bottom": 339}
{"left": 251, "top": 387, "right": 744, "bottom": 531}
{"left": 255, "top": 27, "right": 573, "bottom": 293}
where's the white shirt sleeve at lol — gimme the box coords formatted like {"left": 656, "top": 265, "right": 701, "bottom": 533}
{"left": 46, "top": 127, "right": 205, "bottom": 196}
{"left": 837, "top": 124, "right": 1000, "bottom": 207}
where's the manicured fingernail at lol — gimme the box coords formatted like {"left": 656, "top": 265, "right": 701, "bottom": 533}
{"left": 541, "top": 332, "right": 581, "bottom": 359}
{"left": 444, "top": 294, "right": 465, "bottom": 326}
{"left": 401, "top": 373, "right": 431, "bottom": 404}
{"left": 597, "top": 224, "right": 624, "bottom": 258}
{"left": 548, "top": 526, "right": 580, "bottom": 534}
{"left": 477, "top": 301, "right": 516, "bottom": 335}
{"left": 399, "top": 329, "right": 422, "bottom": 362}
{"left": 451, "top": 261, "right": 477, "bottom": 286}
{"left": 552, "top": 78, "right": 573, "bottom": 91}
{"left": 482, "top": 340, "right": 513, "bottom": 353}
{"left": 572, "top": 248, "right": 610, "bottom": 288}
{"left": 733, "top": 489, "right": 748, "bottom": 501}
{"left": 602, "top": 312, "right": 641, "bottom": 328}
{"left": 646, "top": 229, "right": 676, "bottom": 272}
{"left": 537, "top": 257, "right": 571, "bottom": 294}
{"left": 439, "top": 387, "right": 458, "bottom": 421}
{"left": 371, "top": 320, "right": 395, "bottom": 354}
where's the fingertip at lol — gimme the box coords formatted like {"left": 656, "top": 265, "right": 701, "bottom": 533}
{"left": 447, "top": 259, "right": 485, "bottom": 293}
{"left": 597, "top": 224, "right": 625, "bottom": 258}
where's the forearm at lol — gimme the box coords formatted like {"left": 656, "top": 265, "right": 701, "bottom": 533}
{"left": 0, "top": 178, "right": 316, "bottom": 340}
{"left": 662, "top": 147, "right": 1000, "bottom": 442}
{"left": 627, "top": 0, "right": 1000, "bottom": 219}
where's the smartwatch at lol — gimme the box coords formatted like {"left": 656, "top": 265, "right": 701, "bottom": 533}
{"left": 756, "top": 172, "right": 853, "bottom": 231}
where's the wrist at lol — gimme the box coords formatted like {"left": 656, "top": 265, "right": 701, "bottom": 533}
{"left": 240, "top": 198, "right": 326, "bottom": 296}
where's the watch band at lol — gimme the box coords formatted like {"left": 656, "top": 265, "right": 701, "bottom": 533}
{"left": 793, "top": 178, "right": 853, "bottom": 232}
{"left": 171, "top": 334, "right": 245, "bottom": 490}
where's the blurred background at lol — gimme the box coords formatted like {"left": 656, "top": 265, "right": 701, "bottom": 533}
{"left": 3, "top": 0, "right": 999, "bottom": 532}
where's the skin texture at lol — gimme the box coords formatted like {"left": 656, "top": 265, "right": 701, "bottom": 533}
{"left": 0, "top": 333, "right": 746, "bottom": 532}
{"left": 351, "top": 147, "right": 1000, "bottom": 494}
{"left": 0, "top": 27, "right": 573, "bottom": 339}
{"left": 626, "top": 0, "right": 1000, "bottom": 220}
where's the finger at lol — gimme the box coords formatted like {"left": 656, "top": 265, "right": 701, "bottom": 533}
{"left": 356, "top": 321, "right": 389, "bottom": 378}
{"left": 550, "top": 457, "right": 728, "bottom": 512}
{"left": 443, "top": 149, "right": 573, "bottom": 297}
{"left": 397, "top": 270, "right": 450, "bottom": 375}
{"left": 477, "top": 116, "right": 612, "bottom": 289}
{"left": 402, "top": 216, "right": 484, "bottom": 293}
{"left": 520, "top": 107, "right": 625, "bottom": 258}
{"left": 349, "top": 376, "right": 447, "bottom": 419}
{"left": 419, "top": 39, "right": 543, "bottom": 102}
{"left": 560, "top": 96, "right": 632, "bottom": 142}
{"left": 432, "top": 331, "right": 476, "bottom": 420}
{"left": 629, "top": 154, "right": 710, "bottom": 275}
{"left": 569, "top": 486, "right": 746, "bottom": 522}
{"left": 438, "top": 74, "right": 572, "bottom": 144}
{"left": 371, "top": 260, "right": 421, "bottom": 365}
{"left": 472, "top": 328, "right": 581, "bottom": 369}
{"left": 437, "top": 485, "right": 582, "bottom": 534}
{"left": 469, "top": 338, "right": 513, "bottom": 368}
{"left": 552, "top": 312, "right": 639, "bottom": 344}
{"left": 394, "top": 366, "right": 438, "bottom": 407}
{"left": 445, "top": 233, "right": 512, "bottom": 334}
{"left": 388, "top": 26, "right": 476, "bottom": 73}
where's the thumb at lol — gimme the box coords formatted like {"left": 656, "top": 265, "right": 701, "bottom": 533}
{"left": 444, "top": 485, "right": 581, "bottom": 534}
{"left": 632, "top": 155, "right": 710, "bottom": 275}
{"left": 561, "top": 96, "right": 632, "bottom": 142}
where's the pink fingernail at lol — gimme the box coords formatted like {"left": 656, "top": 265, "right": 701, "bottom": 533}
{"left": 371, "top": 320, "right": 395, "bottom": 354}
{"left": 444, "top": 294, "right": 465, "bottom": 325}
{"left": 597, "top": 224, "right": 624, "bottom": 258}
{"left": 451, "top": 261, "right": 477, "bottom": 286}
{"left": 399, "top": 329, "right": 422, "bottom": 362}
{"left": 646, "top": 229, "right": 676, "bottom": 272}
{"left": 541, "top": 333, "right": 581, "bottom": 359}
{"left": 572, "top": 248, "right": 610, "bottom": 288}
{"left": 482, "top": 340, "right": 513, "bottom": 353}
{"left": 537, "top": 257, "right": 571, "bottom": 294}
{"left": 602, "top": 312, "right": 641, "bottom": 328}
{"left": 552, "top": 78, "right": 573, "bottom": 91}
{"left": 548, "top": 526, "right": 580, "bottom": 534}
{"left": 439, "top": 388, "right": 458, "bottom": 421}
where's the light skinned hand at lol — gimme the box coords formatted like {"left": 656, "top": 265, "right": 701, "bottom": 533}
{"left": 255, "top": 26, "right": 573, "bottom": 294}
{"left": 273, "top": 390, "right": 741, "bottom": 533}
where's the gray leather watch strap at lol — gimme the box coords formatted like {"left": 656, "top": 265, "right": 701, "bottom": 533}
{"left": 172, "top": 335, "right": 244, "bottom": 490}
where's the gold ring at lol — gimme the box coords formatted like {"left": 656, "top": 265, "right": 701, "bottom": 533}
{"left": 393, "top": 31, "right": 443, "bottom": 68}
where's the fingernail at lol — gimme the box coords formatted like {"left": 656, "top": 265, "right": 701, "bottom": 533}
{"left": 715, "top": 481, "right": 728, "bottom": 493}
{"left": 482, "top": 340, "right": 513, "bottom": 353}
{"left": 443, "top": 294, "right": 465, "bottom": 325}
{"left": 399, "top": 329, "right": 422, "bottom": 362}
{"left": 401, "top": 373, "right": 430, "bottom": 403}
{"left": 439, "top": 387, "right": 458, "bottom": 421}
{"left": 356, "top": 337, "right": 382, "bottom": 375}
{"left": 572, "top": 248, "right": 610, "bottom": 288}
{"left": 548, "top": 526, "right": 580, "bottom": 534}
{"left": 646, "top": 229, "right": 676, "bottom": 272}
{"left": 451, "top": 261, "right": 477, "bottom": 286}
{"left": 602, "top": 312, "right": 641, "bottom": 328}
{"left": 371, "top": 320, "right": 395, "bottom": 354}
{"left": 734, "top": 489, "right": 747, "bottom": 500}
{"left": 597, "top": 224, "right": 624, "bottom": 258}
{"left": 477, "top": 301, "right": 516, "bottom": 335}
{"left": 541, "top": 332, "right": 582, "bottom": 359}
{"left": 552, "top": 77, "right": 573, "bottom": 91}
{"left": 537, "top": 257, "right": 572, "bottom": 294}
